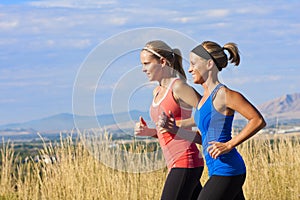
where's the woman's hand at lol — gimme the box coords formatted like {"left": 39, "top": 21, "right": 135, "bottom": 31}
{"left": 157, "top": 111, "right": 179, "bottom": 134}
{"left": 207, "top": 141, "right": 233, "bottom": 159}
{"left": 134, "top": 116, "right": 148, "bottom": 136}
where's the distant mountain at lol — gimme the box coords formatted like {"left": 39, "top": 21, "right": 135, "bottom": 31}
{"left": 0, "top": 110, "right": 150, "bottom": 132}
{"left": 2, "top": 93, "right": 300, "bottom": 134}
{"left": 258, "top": 93, "right": 300, "bottom": 119}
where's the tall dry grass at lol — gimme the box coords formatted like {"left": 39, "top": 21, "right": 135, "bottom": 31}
{"left": 241, "top": 134, "right": 300, "bottom": 200}
{"left": 0, "top": 131, "right": 299, "bottom": 200}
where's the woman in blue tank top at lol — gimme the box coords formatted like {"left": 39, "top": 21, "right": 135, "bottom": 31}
{"left": 158, "top": 41, "right": 266, "bottom": 200}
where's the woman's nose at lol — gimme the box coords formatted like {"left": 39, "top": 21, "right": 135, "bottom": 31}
{"left": 188, "top": 65, "right": 193, "bottom": 73}
{"left": 142, "top": 65, "right": 146, "bottom": 72}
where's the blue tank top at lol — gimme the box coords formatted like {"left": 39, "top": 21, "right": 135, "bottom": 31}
{"left": 194, "top": 84, "right": 246, "bottom": 177}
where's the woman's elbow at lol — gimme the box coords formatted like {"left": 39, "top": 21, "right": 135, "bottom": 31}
{"left": 258, "top": 116, "right": 267, "bottom": 129}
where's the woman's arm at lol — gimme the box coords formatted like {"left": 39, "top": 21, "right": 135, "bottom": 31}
{"left": 208, "top": 89, "right": 266, "bottom": 159}
{"left": 158, "top": 111, "right": 202, "bottom": 144}
{"left": 172, "top": 79, "right": 200, "bottom": 129}
{"left": 176, "top": 117, "right": 196, "bottom": 128}
{"left": 226, "top": 89, "right": 266, "bottom": 146}
{"left": 176, "top": 128, "right": 202, "bottom": 144}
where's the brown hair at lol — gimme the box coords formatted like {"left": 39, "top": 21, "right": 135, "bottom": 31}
{"left": 143, "top": 40, "right": 186, "bottom": 79}
{"left": 201, "top": 41, "right": 240, "bottom": 71}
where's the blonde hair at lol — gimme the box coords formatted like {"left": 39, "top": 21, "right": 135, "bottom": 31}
{"left": 143, "top": 40, "right": 186, "bottom": 79}
{"left": 201, "top": 41, "right": 240, "bottom": 71}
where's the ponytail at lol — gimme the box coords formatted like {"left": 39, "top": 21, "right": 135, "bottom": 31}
{"left": 223, "top": 43, "right": 240, "bottom": 66}
{"left": 172, "top": 48, "right": 186, "bottom": 80}
{"left": 201, "top": 41, "right": 241, "bottom": 70}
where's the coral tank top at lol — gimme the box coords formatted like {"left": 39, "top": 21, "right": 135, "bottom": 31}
{"left": 150, "top": 78, "right": 204, "bottom": 169}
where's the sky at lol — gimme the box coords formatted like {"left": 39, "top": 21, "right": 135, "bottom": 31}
{"left": 0, "top": 0, "right": 300, "bottom": 125}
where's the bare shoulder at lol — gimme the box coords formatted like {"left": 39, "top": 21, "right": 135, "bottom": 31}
{"left": 172, "top": 79, "right": 190, "bottom": 92}
{"left": 213, "top": 86, "right": 245, "bottom": 114}
{"left": 220, "top": 87, "right": 251, "bottom": 109}
{"left": 224, "top": 87, "right": 245, "bottom": 101}
{"left": 172, "top": 79, "right": 199, "bottom": 97}
{"left": 172, "top": 79, "right": 201, "bottom": 108}
{"left": 224, "top": 86, "right": 239, "bottom": 96}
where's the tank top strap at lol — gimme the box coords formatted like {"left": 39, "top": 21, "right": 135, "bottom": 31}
{"left": 210, "top": 83, "right": 225, "bottom": 99}
{"left": 168, "top": 77, "right": 180, "bottom": 90}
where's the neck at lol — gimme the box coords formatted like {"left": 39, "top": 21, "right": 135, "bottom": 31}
{"left": 202, "top": 72, "right": 220, "bottom": 94}
{"left": 159, "top": 77, "right": 174, "bottom": 88}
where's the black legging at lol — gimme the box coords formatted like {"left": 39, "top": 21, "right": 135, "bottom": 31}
{"left": 161, "top": 166, "right": 204, "bottom": 200}
{"left": 197, "top": 173, "right": 246, "bottom": 200}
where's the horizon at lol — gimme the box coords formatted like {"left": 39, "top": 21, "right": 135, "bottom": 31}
{"left": 1, "top": 0, "right": 300, "bottom": 124}
{"left": 2, "top": 90, "right": 300, "bottom": 127}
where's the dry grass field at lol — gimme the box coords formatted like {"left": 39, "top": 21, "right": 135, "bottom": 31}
{"left": 0, "top": 131, "right": 299, "bottom": 200}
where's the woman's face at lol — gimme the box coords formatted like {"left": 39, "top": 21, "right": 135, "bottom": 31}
{"left": 188, "top": 52, "right": 208, "bottom": 84}
{"left": 140, "top": 50, "right": 162, "bottom": 81}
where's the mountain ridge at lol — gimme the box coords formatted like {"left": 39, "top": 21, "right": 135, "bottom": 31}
{"left": 0, "top": 110, "right": 151, "bottom": 132}
{"left": 258, "top": 92, "right": 300, "bottom": 119}
{"left": 1, "top": 93, "right": 300, "bottom": 133}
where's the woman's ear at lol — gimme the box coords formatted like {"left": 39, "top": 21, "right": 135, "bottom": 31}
{"left": 207, "top": 59, "right": 215, "bottom": 70}
{"left": 160, "top": 57, "right": 168, "bottom": 67}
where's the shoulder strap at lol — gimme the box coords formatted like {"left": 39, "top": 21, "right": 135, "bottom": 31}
{"left": 168, "top": 77, "right": 180, "bottom": 90}
{"left": 211, "top": 83, "right": 225, "bottom": 100}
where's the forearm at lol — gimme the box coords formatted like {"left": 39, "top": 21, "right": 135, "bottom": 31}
{"left": 175, "top": 128, "right": 202, "bottom": 144}
{"left": 177, "top": 117, "right": 196, "bottom": 128}
{"left": 227, "top": 117, "right": 266, "bottom": 148}
{"left": 144, "top": 128, "right": 158, "bottom": 138}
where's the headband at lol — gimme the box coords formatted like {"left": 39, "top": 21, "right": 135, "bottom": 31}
{"left": 191, "top": 45, "right": 222, "bottom": 71}
{"left": 142, "top": 47, "right": 163, "bottom": 59}
{"left": 143, "top": 47, "right": 173, "bottom": 66}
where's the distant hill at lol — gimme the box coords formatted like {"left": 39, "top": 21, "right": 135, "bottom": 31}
{"left": 258, "top": 93, "right": 300, "bottom": 119}
{"left": 0, "top": 110, "right": 150, "bottom": 132}
{"left": 1, "top": 93, "right": 300, "bottom": 134}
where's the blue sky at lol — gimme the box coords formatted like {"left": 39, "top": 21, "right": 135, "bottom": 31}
{"left": 0, "top": 0, "right": 300, "bottom": 125}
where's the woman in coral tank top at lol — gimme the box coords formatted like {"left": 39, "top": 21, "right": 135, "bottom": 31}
{"left": 134, "top": 40, "right": 204, "bottom": 200}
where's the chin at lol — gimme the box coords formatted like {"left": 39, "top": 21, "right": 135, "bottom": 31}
{"left": 193, "top": 79, "right": 200, "bottom": 84}
{"left": 148, "top": 77, "right": 154, "bottom": 81}
{"left": 194, "top": 79, "right": 203, "bottom": 85}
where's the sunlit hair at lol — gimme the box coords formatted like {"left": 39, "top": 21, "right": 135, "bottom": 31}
{"left": 201, "top": 41, "right": 240, "bottom": 71}
{"left": 143, "top": 40, "right": 186, "bottom": 80}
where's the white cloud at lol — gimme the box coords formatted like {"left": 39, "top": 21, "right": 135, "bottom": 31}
{"left": 237, "top": 6, "right": 272, "bottom": 15}
{"left": 0, "top": 20, "right": 19, "bottom": 30}
{"left": 225, "top": 75, "right": 283, "bottom": 85}
{"left": 205, "top": 9, "right": 230, "bottom": 18}
{"left": 0, "top": 80, "right": 52, "bottom": 87}
{"left": 172, "top": 17, "right": 195, "bottom": 23}
{"left": 171, "top": 9, "right": 230, "bottom": 24}
{"left": 108, "top": 17, "right": 128, "bottom": 26}
{"left": 27, "top": 0, "right": 117, "bottom": 8}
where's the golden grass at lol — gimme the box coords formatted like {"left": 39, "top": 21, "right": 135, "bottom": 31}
{"left": 0, "top": 131, "right": 299, "bottom": 200}
{"left": 241, "top": 133, "right": 300, "bottom": 200}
